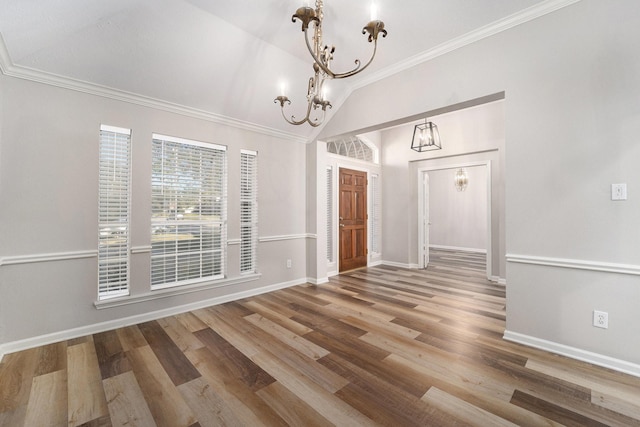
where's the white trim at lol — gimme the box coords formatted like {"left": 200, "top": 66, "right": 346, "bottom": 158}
{"left": 0, "top": 2, "right": 580, "bottom": 146}
{"left": 229, "top": 234, "right": 315, "bottom": 245}
{"left": 503, "top": 330, "right": 640, "bottom": 378}
{"left": 240, "top": 149, "right": 258, "bottom": 156}
{"left": 0, "top": 34, "right": 306, "bottom": 145}
{"left": 130, "top": 245, "right": 152, "bottom": 254}
{"left": 308, "top": 0, "right": 581, "bottom": 142}
{"left": 0, "top": 33, "right": 11, "bottom": 74}
{"left": 350, "top": 0, "right": 582, "bottom": 92}
{"left": 152, "top": 133, "right": 226, "bottom": 151}
{"left": 490, "top": 276, "right": 507, "bottom": 285}
{"left": 506, "top": 254, "right": 640, "bottom": 276}
{"left": 430, "top": 244, "right": 487, "bottom": 254}
{"left": 100, "top": 124, "right": 131, "bottom": 135}
{"left": 259, "top": 234, "right": 315, "bottom": 242}
{"left": 418, "top": 161, "right": 493, "bottom": 280}
{"left": 307, "top": 276, "right": 329, "bottom": 285}
{"left": 0, "top": 276, "right": 308, "bottom": 362}
{"left": 0, "top": 250, "right": 97, "bottom": 267}
{"left": 381, "top": 260, "right": 419, "bottom": 269}
{"left": 95, "top": 273, "right": 261, "bottom": 309}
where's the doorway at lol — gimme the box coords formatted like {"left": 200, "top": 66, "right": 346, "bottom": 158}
{"left": 339, "top": 167, "right": 368, "bottom": 272}
{"left": 418, "top": 162, "right": 492, "bottom": 279}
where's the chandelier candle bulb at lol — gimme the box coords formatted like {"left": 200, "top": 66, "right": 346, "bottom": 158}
{"left": 370, "top": 4, "right": 378, "bottom": 21}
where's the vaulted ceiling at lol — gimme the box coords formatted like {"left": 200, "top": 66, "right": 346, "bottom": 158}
{"left": 0, "top": 0, "right": 565, "bottom": 141}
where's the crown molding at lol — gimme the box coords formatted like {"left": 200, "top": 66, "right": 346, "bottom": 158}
{"left": 1, "top": 0, "right": 580, "bottom": 144}
{"left": 0, "top": 34, "right": 307, "bottom": 144}
{"left": 349, "top": 0, "right": 582, "bottom": 92}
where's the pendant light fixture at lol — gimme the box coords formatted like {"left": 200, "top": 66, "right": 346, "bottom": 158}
{"left": 411, "top": 120, "right": 441, "bottom": 152}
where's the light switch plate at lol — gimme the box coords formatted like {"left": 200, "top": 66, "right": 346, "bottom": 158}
{"left": 611, "top": 183, "right": 627, "bottom": 201}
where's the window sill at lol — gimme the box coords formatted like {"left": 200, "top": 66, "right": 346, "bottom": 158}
{"left": 94, "top": 273, "right": 261, "bottom": 310}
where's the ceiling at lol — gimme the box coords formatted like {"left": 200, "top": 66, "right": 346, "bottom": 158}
{"left": 0, "top": 0, "right": 557, "bottom": 141}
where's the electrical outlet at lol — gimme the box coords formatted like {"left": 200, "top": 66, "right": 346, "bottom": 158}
{"left": 611, "top": 183, "right": 627, "bottom": 201}
{"left": 593, "top": 310, "right": 608, "bottom": 329}
{"left": 286, "top": 259, "right": 292, "bottom": 268}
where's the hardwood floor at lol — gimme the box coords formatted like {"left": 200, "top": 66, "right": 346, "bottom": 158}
{"left": 1, "top": 249, "right": 640, "bottom": 426}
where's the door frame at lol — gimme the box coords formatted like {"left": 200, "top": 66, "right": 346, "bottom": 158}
{"left": 417, "top": 161, "right": 492, "bottom": 279}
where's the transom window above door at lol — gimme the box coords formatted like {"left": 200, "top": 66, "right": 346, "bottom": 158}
{"left": 326, "top": 136, "right": 378, "bottom": 163}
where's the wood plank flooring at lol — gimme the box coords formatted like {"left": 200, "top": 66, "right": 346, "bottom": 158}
{"left": 2, "top": 249, "right": 640, "bottom": 426}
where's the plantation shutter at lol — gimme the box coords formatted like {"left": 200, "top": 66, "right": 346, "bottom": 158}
{"left": 98, "top": 125, "right": 131, "bottom": 300}
{"left": 326, "top": 166, "right": 334, "bottom": 263}
{"left": 371, "top": 173, "right": 381, "bottom": 255}
{"left": 151, "top": 134, "right": 227, "bottom": 289}
{"left": 240, "top": 150, "right": 258, "bottom": 273}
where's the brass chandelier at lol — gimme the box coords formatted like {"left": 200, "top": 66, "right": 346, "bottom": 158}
{"left": 274, "top": 0, "right": 387, "bottom": 127}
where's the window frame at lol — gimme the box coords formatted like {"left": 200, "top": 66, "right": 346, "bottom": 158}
{"left": 240, "top": 149, "right": 258, "bottom": 274}
{"left": 98, "top": 124, "right": 132, "bottom": 300}
{"left": 150, "top": 133, "right": 227, "bottom": 290}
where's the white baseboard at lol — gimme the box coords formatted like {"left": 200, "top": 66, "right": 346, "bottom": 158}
{"left": 0, "top": 277, "right": 307, "bottom": 362}
{"left": 381, "top": 260, "right": 418, "bottom": 269}
{"left": 490, "top": 276, "right": 507, "bottom": 285}
{"left": 307, "top": 276, "right": 329, "bottom": 285}
{"left": 503, "top": 330, "right": 640, "bottom": 378}
{"left": 430, "top": 244, "right": 487, "bottom": 254}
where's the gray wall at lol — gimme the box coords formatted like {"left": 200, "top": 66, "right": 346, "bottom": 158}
{"left": 0, "top": 75, "right": 309, "bottom": 348}
{"left": 428, "top": 166, "right": 487, "bottom": 252}
{"left": 320, "top": 0, "right": 640, "bottom": 371}
{"left": 378, "top": 100, "right": 505, "bottom": 277}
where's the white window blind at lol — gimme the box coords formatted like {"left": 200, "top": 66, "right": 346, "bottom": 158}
{"left": 326, "top": 166, "right": 334, "bottom": 263}
{"left": 151, "top": 134, "right": 227, "bottom": 289}
{"left": 371, "top": 173, "right": 381, "bottom": 255}
{"left": 240, "top": 150, "right": 258, "bottom": 273}
{"left": 98, "top": 125, "right": 131, "bottom": 300}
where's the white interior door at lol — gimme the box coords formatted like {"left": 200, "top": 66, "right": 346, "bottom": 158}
{"left": 419, "top": 172, "right": 430, "bottom": 269}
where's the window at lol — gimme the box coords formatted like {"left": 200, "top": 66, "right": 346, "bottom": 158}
{"left": 98, "top": 125, "right": 131, "bottom": 300}
{"left": 326, "top": 136, "right": 377, "bottom": 163}
{"left": 151, "top": 134, "right": 227, "bottom": 289}
{"left": 240, "top": 150, "right": 258, "bottom": 273}
{"left": 370, "top": 173, "right": 381, "bottom": 255}
{"left": 326, "top": 166, "right": 334, "bottom": 263}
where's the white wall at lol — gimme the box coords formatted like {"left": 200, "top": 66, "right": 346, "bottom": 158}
{"left": 0, "top": 74, "right": 309, "bottom": 351}
{"left": 319, "top": 0, "right": 640, "bottom": 374}
{"left": 428, "top": 166, "right": 487, "bottom": 252}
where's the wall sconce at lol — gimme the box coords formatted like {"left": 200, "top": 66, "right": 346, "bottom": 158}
{"left": 454, "top": 168, "right": 468, "bottom": 191}
{"left": 411, "top": 120, "right": 441, "bottom": 152}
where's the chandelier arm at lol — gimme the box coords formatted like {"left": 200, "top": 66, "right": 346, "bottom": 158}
{"left": 303, "top": 28, "right": 336, "bottom": 79}
{"left": 331, "top": 41, "right": 378, "bottom": 79}
{"left": 278, "top": 95, "right": 319, "bottom": 126}
{"left": 302, "top": 28, "right": 381, "bottom": 80}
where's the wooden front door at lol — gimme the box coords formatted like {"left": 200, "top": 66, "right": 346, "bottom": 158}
{"left": 339, "top": 168, "right": 367, "bottom": 272}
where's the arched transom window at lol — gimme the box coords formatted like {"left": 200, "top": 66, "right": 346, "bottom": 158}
{"left": 326, "top": 136, "right": 377, "bottom": 163}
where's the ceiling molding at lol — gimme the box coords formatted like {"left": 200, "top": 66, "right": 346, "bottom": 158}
{"left": 0, "top": 34, "right": 307, "bottom": 144}
{"left": 349, "top": 0, "right": 582, "bottom": 92}
{"left": 0, "top": 33, "right": 11, "bottom": 75}
{"left": 1, "top": 0, "right": 580, "bottom": 144}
